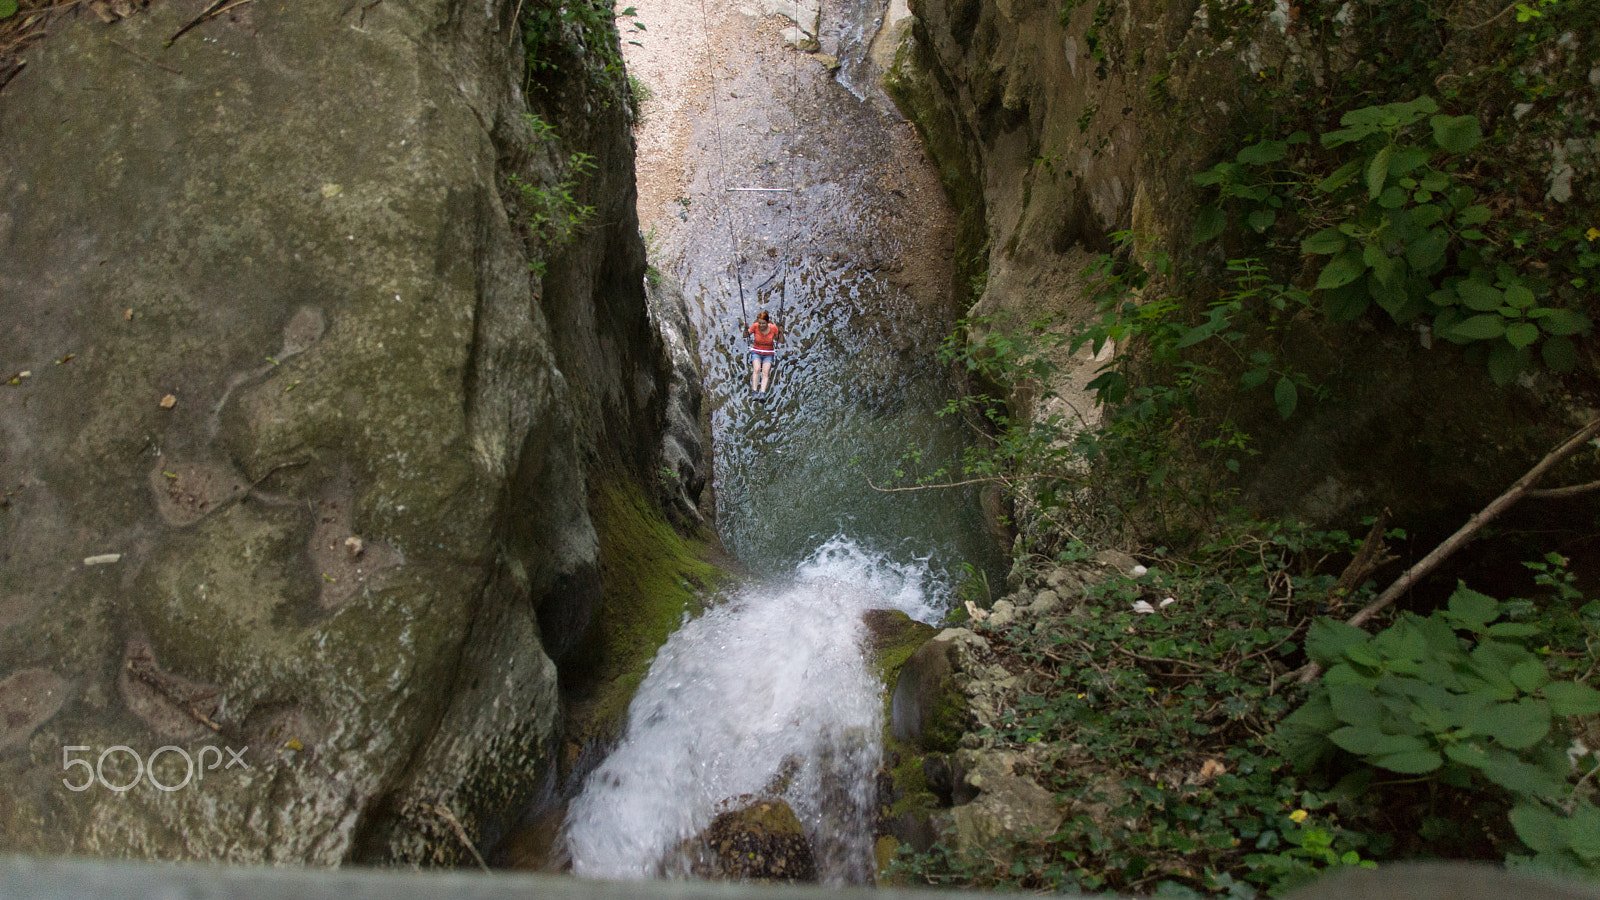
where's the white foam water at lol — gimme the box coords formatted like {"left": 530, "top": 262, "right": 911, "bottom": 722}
{"left": 562, "top": 537, "right": 946, "bottom": 885}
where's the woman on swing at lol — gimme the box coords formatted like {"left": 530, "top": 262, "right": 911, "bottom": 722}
{"left": 748, "top": 310, "right": 783, "bottom": 399}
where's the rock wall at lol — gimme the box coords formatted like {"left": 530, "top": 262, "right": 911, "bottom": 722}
{"left": 886, "top": 0, "right": 1598, "bottom": 532}
{"left": 0, "top": 0, "right": 700, "bottom": 865}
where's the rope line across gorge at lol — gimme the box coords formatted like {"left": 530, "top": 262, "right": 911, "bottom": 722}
{"left": 691, "top": 0, "right": 811, "bottom": 338}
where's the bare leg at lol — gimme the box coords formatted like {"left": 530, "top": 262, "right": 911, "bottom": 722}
{"left": 757, "top": 358, "right": 773, "bottom": 393}
{"left": 750, "top": 355, "right": 760, "bottom": 392}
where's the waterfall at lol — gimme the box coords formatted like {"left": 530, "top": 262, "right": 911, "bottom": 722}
{"left": 563, "top": 537, "right": 945, "bottom": 884}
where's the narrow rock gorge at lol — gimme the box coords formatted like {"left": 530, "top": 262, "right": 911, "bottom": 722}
{"left": 0, "top": 0, "right": 704, "bottom": 864}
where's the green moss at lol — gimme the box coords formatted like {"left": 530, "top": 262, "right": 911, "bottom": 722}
{"left": 566, "top": 479, "right": 724, "bottom": 745}
{"left": 922, "top": 681, "right": 968, "bottom": 753}
{"left": 866, "top": 610, "right": 938, "bottom": 692}
{"left": 885, "top": 741, "right": 936, "bottom": 818}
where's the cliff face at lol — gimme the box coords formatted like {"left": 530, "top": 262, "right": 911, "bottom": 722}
{"left": 0, "top": 0, "right": 696, "bottom": 864}
{"left": 888, "top": 0, "right": 1598, "bottom": 531}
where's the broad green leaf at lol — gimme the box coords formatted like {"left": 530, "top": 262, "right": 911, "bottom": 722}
{"left": 1369, "top": 253, "right": 1404, "bottom": 287}
{"left": 1372, "top": 748, "right": 1442, "bottom": 774}
{"left": 1274, "top": 375, "right": 1298, "bottom": 419}
{"left": 1431, "top": 113, "right": 1483, "bottom": 153}
{"left": 1411, "top": 204, "right": 1444, "bottom": 228}
{"left": 1533, "top": 307, "right": 1589, "bottom": 335}
{"left": 1474, "top": 699, "right": 1550, "bottom": 750}
{"left": 1407, "top": 228, "right": 1450, "bottom": 272}
{"left": 1479, "top": 747, "right": 1569, "bottom": 798}
{"left": 1449, "top": 314, "right": 1506, "bottom": 340}
{"left": 1367, "top": 145, "right": 1393, "bottom": 200}
{"left": 1176, "top": 322, "right": 1222, "bottom": 348}
{"left": 0, "top": 0, "right": 18, "bottom": 18}
{"left": 1509, "top": 659, "right": 1552, "bottom": 693}
{"left": 1487, "top": 342, "right": 1527, "bottom": 386}
{"left": 1559, "top": 805, "right": 1600, "bottom": 860}
{"left": 1239, "top": 367, "right": 1271, "bottom": 389}
{"left": 1344, "top": 641, "right": 1381, "bottom": 669}
{"left": 1248, "top": 208, "right": 1277, "bottom": 233}
{"left": 1378, "top": 185, "right": 1408, "bottom": 209}
{"left": 1389, "top": 145, "right": 1430, "bottom": 177}
{"left": 1369, "top": 273, "right": 1413, "bottom": 318}
{"left": 1503, "top": 283, "right": 1536, "bottom": 309}
{"left": 1237, "top": 139, "right": 1288, "bottom": 165}
{"left": 1329, "top": 726, "right": 1428, "bottom": 757}
{"left": 1326, "top": 662, "right": 1380, "bottom": 688}
{"left": 1542, "top": 335, "right": 1578, "bottom": 372}
{"left": 1321, "top": 126, "right": 1367, "bottom": 149}
{"left": 1542, "top": 680, "right": 1600, "bottom": 716}
{"left": 1086, "top": 370, "right": 1128, "bottom": 403}
{"left": 1448, "top": 584, "right": 1500, "bottom": 627}
{"left": 1458, "top": 206, "right": 1492, "bottom": 225}
{"left": 1193, "top": 204, "right": 1226, "bottom": 243}
{"left": 1302, "top": 227, "right": 1347, "bottom": 255}
{"left": 1328, "top": 682, "right": 1383, "bottom": 725}
{"left": 1505, "top": 322, "right": 1539, "bottom": 350}
{"left": 1372, "top": 621, "right": 1428, "bottom": 664}
{"left": 1444, "top": 741, "right": 1493, "bottom": 769}
{"left": 1317, "top": 158, "right": 1362, "bottom": 190}
{"left": 1323, "top": 282, "right": 1371, "bottom": 322}
{"left": 1457, "top": 279, "right": 1503, "bottom": 311}
{"left": 1510, "top": 804, "right": 1567, "bottom": 854}
{"left": 1317, "top": 249, "right": 1367, "bottom": 290}
{"left": 1488, "top": 622, "right": 1540, "bottom": 639}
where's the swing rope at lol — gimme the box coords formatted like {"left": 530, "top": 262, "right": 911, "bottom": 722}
{"left": 695, "top": 0, "right": 749, "bottom": 328}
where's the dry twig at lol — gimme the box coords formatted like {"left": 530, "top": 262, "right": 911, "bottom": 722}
{"left": 424, "top": 802, "right": 490, "bottom": 871}
{"left": 107, "top": 37, "right": 180, "bottom": 73}
{"left": 165, "top": 0, "right": 252, "bottom": 47}
{"left": 1298, "top": 416, "right": 1600, "bottom": 684}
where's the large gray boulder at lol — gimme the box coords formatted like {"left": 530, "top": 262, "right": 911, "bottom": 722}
{"left": 0, "top": 0, "right": 686, "bottom": 865}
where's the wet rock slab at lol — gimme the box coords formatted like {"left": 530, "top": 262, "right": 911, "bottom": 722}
{"left": 683, "top": 796, "right": 818, "bottom": 883}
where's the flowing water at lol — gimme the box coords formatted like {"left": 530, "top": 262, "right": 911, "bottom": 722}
{"left": 564, "top": 540, "right": 945, "bottom": 883}
{"left": 562, "top": 0, "right": 1002, "bottom": 882}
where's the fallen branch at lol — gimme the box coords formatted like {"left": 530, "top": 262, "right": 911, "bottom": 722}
{"left": 1298, "top": 416, "right": 1600, "bottom": 684}
{"left": 107, "top": 38, "right": 182, "bottom": 73}
{"left": 1527, "top": 478, "right": 1600, "bottom": 500}
{"left": 424, "top": 802, "right": 489, "bottom": 871}
{"left": 126, "top": 652, "right": 223, "bottom": 733}
{"left": 863, "top": 473, "right": 1007, "bottom": 493}
{"left": 165, "top": 0, "right": 252, "bottom": 47}
{"left": 1326, "top": 508, "right": 1390, "bottom": 612}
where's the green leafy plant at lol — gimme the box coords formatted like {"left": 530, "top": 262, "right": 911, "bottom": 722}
{"left": 890, "top": 522, "right": 1386, "bottom": 896}
{"left": 521, "top": 0, "right": 632, "bottom": 90}
{"left": 1277, "top": 580, "right": 1600, "bottom": 877}
{"left": 1193, "top": 97, "right": 1593, "bottom": 385}
{"left": 508, "top": 150, "right": 598, "bottom": 247}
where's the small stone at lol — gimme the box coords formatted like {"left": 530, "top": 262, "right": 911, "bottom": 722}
{"left": 159, "top": 394, "right": 177, "bottom": 409}
{"left": 986, "top": 600, "right": 1016, "bottom": 628}
{"left": 344, "top": 536, "right": 364, "bottom": 558}
{"left": 1094, "top": 549, "right": 1137, "bottom": 572}
{"left": 1027, "top": 589, "right": 1061, "bottom": 614}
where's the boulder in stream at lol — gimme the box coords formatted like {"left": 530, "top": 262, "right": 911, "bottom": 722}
{"left": 682, "top": 796, "right": 818, "bottom": 883}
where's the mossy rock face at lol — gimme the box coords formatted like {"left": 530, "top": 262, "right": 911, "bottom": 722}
{"left": 890, "top": 634, "right": 970, "bottom": 754}
{"left": 682, "top": 797, "right": 818, "bottom": 883}
{"left": 0, "top": 0, "right": 678, "bottom": 865}
{"left": 861, "top": 609, "right": 938, "bottom": 691}
{"left": 893, "top": 0, "right": 1599, "bottom": 535}
{"left": 558, "top": 480, "right": 723, "bottom": 754}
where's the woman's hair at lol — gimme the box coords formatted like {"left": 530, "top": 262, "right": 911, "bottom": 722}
{"left": 756, "top": 311, "right": 770, "bottom": 323}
